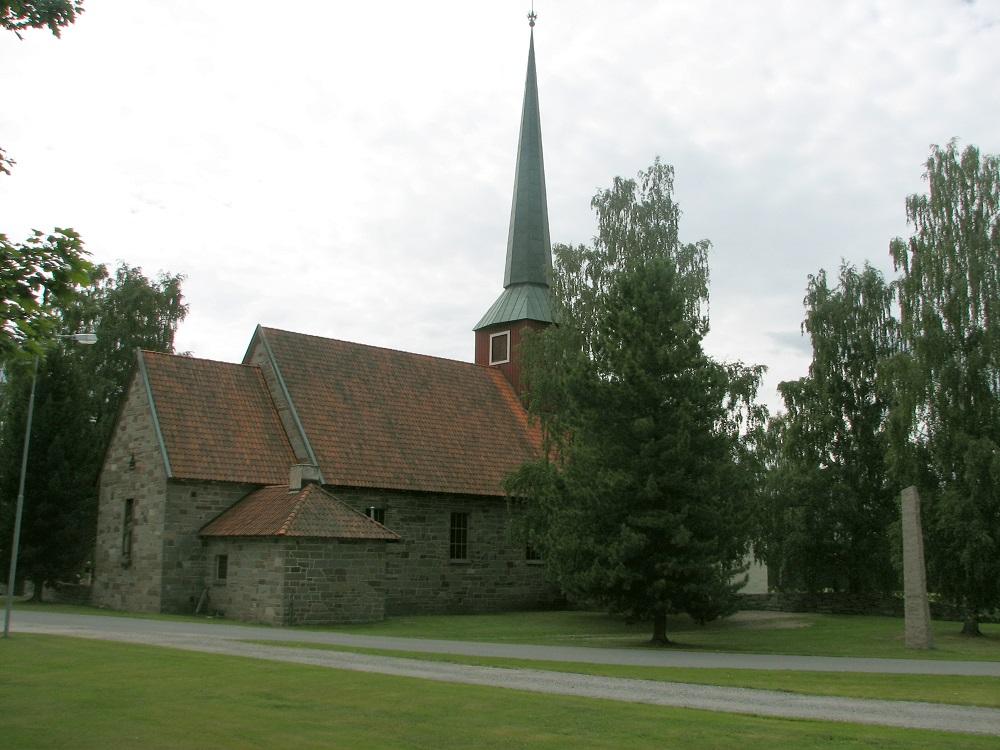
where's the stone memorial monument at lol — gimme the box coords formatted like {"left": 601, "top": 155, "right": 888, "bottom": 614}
{"left": 901, "top": 485, "right": 934, "bottom": 649}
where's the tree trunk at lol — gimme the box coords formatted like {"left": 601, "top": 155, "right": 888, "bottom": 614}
{"left": 29, "top": 578, "right": 44, "bottom": 602}
{"left": 961, "top": 614, "right": 982, "bottom": 637}
{"left": 651, "top": 613, "right": 671, "bottom": 645}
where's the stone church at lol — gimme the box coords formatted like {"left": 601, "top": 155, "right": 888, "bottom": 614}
{"left": 91, "top": 26, "right": 561, "bottom": 625}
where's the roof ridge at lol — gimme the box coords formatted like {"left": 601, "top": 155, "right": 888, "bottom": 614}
{"left": 140, "top": 349, "right": 266, "bottom": 371}
{"left": 276, "top": 484, "right": 313, "bottom": 536}
{"left": 258, "top": 326, "right": 487, "bottom": 371}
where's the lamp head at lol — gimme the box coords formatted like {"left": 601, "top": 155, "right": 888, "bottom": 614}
{"left": 64, "top": 333, "right": 98, "bottom": 345}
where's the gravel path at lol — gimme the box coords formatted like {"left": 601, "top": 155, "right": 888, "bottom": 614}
{"left": 14, "top": 610, "right": 1000, "bottom": 675}
{"left": 13, "top": 611, "right": 1000, "bottom": 736}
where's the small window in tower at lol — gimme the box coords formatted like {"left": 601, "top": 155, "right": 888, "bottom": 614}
{"left": 489, "top": 331, "right": 511, "bottom": 365}
{"left": 216, "top": 554, "right": 228, "bottom": 582}
{"left": 366, "top": 506, "right": 386, "bottom": 525}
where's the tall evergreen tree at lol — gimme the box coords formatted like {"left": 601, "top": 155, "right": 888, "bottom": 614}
{"left": 508, "top": 160, "right": 766, "bottom": 643}
{"left": 888, "top": 141, "right": 1000, "bottom": 635}
{"left": 759, "top": 263, "right": 899, "bottom": 593}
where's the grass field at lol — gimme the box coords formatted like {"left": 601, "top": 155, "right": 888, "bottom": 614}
{"left": 1, "top": 635, "right": 995, "bottom": 750}
{"left": 15, "top": 601, "right": 1000, "bottom": 660}
{"left": 323, "top": 609, "right": 1000, "bottom": 661}
{"left": 246, "top": 640, "right": 1000, "bottom": 708}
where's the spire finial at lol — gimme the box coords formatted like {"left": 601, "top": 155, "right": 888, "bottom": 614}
{"left": 527, "top": 7, "right": 537, "bottom": 28}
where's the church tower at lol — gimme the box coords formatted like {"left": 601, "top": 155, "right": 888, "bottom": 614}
{"left": 474, "top": 12, "right": 554, "bottom": 394}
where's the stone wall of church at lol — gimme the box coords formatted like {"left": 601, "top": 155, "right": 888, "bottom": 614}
{"left": 203, "top": 537, "right": 286, "bottom": 624}
{"left": 203, "top": 537, "right": 390, "bottom": 625}
{"left": 160, "top": 480, "right": 258, "bottom": 613}
{"left": 92, "top": 373, "right": 168, "bottom": 613}
{"left": 282, "top": 539, "right": 389, "bottom": 625}
{"left": 332, "top": 487, "right": 560, "bottom": 615}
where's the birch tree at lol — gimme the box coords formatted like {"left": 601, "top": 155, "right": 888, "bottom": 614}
{"left": 888, "top": 141, "right": 1000, "bottom": 635}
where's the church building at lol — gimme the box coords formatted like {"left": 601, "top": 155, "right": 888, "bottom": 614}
{"left": 91, "top": 23, "right": 561, "bottom": 625}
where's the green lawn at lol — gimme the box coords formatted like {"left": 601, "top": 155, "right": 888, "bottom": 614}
{"left": 321, "top": 609, "right": 1000, "bottom": 661}
{"left": 16, "top": 601, "right": 1000, "bottom": 660}
{"left": 1, "top": 635, "right": 995, "bottom": 750}
{"left": 12, "top": 600, "right": 241, "bottom": 624}
{"left": 247, "top": 640, "right": 1000, "bottom": 708}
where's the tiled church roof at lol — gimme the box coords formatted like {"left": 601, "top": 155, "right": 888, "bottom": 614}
{"left": 201, "top": 483, "right": 400, "bottom": 540}
{"left": 254, "top": 327, "right": 543, "bottom": 497}
{"left": 140, "top": 351, "right": 296, "bottom": 484}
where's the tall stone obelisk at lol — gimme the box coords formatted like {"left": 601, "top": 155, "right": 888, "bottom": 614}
{"left": 901, "top": 486, "right": 934, "bottom": 649}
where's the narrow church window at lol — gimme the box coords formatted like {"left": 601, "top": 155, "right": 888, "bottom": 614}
{"left": 121, "top": 498, "right": 135, "bottom": 567}
{"left": 216, "top": 554, "right": 228, "bottom": 582}
{"left": 366, "top": 506, "right": 386, "bottom": 525}
{"left": 449, "top": 512, "right": 468, "bottom": 560}
{"left": 489, "top": 331, "right": 510, "bottom": 365}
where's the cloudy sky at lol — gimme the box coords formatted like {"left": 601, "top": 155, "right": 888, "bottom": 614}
{"left": 2, "top": 1, "right": 998, "bottom": 412}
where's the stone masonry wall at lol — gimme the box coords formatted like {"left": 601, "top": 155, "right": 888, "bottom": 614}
{"left": 333, "top": 487, "right": 560, "bottom": 615}
{"left": 203, "top": 537, "right": 285, "bottom": 624}
{"left": 203, "top": 537, "right": 390, "bottom": 625}
{"left": 91, "top": 373, "right": 168, "bottom": 613}
{"left": 282, "top": 539, "right": 389, "bottom": 625}
{"left": 161, "top": 480, "right": 258, "bottom": 613}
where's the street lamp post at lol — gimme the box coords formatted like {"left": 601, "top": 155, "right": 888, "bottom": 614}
{"left": 3, "top": 332, "right": 97, "bottom": 639}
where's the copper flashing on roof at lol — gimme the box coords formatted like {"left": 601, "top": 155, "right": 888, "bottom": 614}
{"left": 252, "top": 325, "right": 324, "bottom": 481}
{"left": 137, "top": 349, "right": 173, "bottom": 478}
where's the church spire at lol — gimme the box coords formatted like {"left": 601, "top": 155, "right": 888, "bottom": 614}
{"left": 503, "top": 23, "right": 551, "bottom": 289}
{"left": 473, "top": 13, "right": 554, "bottom": 393}
{"left": 474, "top": 15, "right": 553, "bottom": 332}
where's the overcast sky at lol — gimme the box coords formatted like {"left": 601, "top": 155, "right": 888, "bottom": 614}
{"left": 2, "top": 1, "right": 998, "bottom": 412}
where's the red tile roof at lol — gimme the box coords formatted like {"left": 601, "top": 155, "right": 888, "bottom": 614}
{"left": 200, "top": 483, "right": 400, "bottom": 540}
{"left": 141, "top": 351, "right": 296, "bottom": 484}
{"left": 256, "top": 327, "right": 542, "bottom": 496}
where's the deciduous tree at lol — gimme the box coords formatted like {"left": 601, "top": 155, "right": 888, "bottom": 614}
{"left": 0, "top": 227, "right": 92, "bottom": 359}
{"left": 888, "top": 141, "right": 1000, "bottom": 635}
{"left": 2, "top": 1, "right": 90, "bottom": 356}
{"left": 759, "top": 263, "right": 899, "bottom": 593}
{"left": 1, "top": 1, "right": 83, "bottom": 37}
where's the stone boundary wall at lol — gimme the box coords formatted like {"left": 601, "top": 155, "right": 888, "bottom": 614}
{"left": 42, "top": 582, "right": 92, "bottom": 605}
{"left": 739, "top": 592, "right": 999, "bottom": 623}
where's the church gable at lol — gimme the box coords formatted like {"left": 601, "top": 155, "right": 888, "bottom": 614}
{"left": 247, "top": 327, "right": 542, "bottom": 497}
{"left": 140, "top": 351, "right": 296, "bottom": 485}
